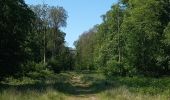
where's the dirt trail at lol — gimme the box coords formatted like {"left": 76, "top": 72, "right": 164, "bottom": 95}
{"left": 67, "top": 74, "right": 98, "bottom": 100}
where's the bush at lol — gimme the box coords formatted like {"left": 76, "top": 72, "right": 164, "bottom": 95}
{"left": 27, "top": 69, "right": 54, "bottom": 80}
{"left": 104, "top": 60, "right": 126, "bottom": 77}
{"left": 48, "top": 59, "right": 63, "bottom": 73}
{"left": 23, "top": 61, "right": 49, "bottom": 79}
{"left": 88, "top": 64, "right": 96, "bottom": 70}
{"left": 23, "top": 61, "right": 46, "bottom": 73}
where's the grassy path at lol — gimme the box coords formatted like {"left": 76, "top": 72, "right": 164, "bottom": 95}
{"left": 1, "top": 71, "right": 170, "bottom": 100}
{"left": 54, "top": 71, "right": 107, "bottom": 100}
{"left": 0, "top": 71, "right": 107, "bottom": 100}
{"left": 67, "top": 73, "right": 98, "bottom": 100}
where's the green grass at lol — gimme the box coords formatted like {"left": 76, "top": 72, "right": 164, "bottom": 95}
{"left": 0, "top": 71, "right": 170, "bottom": 100}
{"left": 99, "top": 76, "right": 170, "bottom": 100}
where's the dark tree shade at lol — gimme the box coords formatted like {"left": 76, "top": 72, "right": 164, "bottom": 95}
{"left": 0, "top": 0, "right": 35, "bottom": 77}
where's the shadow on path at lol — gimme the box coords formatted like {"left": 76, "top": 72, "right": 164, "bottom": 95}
{"left": 0, "top": 71, "right": 113, "bottom": 96}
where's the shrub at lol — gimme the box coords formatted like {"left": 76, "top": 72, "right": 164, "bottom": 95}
{"left": 48, "top": 59, "right": 63, "bottom": 73}
{"left": 104, "top": 60, "right": 126, "bottom": 77}
{"left": 27, "top": 69, "right": 53, "bottom": 80}
{"left": 23, "top": 61, "right": 46, "bottom": 74}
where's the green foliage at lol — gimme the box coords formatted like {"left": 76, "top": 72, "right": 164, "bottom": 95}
{"left": 75, "top": 0, "right": 170, "bottom": 77}
{"left": 121, "top": 0, "right": 170, "bottom": 75}
{"left": 27, "top": 69, "right": 54, "bottom": 80}
{"left": 104, "top": 60, "right": 125, "bottom": 77}
{"left": 1, "top": 72, "right": 170, "bottom": 100}
{"left": 164, "top": 23, "right": 170, "bottom": 45}
{"left": 0, "top": 2, "right": 74, "bottom": 79}
{"left": 0, "top": 0, "right": 35, "bottom": 77}
{"left": 30, "top": 4, "right": 73, "bottom": 74}
{"left": 74, "top": 28, "right": 97, "bottom": 70}
{"left": 48, "top": 59, "right": 63, "bottom": 73}
{"left": 24, "top": 62, "right": 45, "bottom": 73}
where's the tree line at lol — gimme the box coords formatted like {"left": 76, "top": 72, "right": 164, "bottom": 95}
{"left": 75, "top": 0, "right": 170, "bottom": 77}
{"left": 1, "top": 0, "right": 170, "bottom": 79}
{"left": 0, "top": 0, "right": 74, "bottom": 79}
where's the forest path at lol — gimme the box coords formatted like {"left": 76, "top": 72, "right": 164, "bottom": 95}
{"left": 64, "top": 72, "right": 103, "bottom": 100}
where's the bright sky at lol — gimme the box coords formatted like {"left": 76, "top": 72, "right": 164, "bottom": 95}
{"left": 25, "top": 0, "right": 118, "bottom": 47}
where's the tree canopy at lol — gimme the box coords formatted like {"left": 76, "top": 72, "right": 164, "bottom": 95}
{"left": 75, "top": 0, "right": 170, "bottom": 76}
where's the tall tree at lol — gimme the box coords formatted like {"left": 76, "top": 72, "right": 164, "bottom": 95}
{"left": 30, "top": 4, "right": 69, "bottom": 73}
{"left": 48, "top": 6, "right": 67, "bottom": 59}
{"left": 121, "top": 0, "right": 170, "bottom": 75}
{"left": 0, "top": 0, "right": 35, "bottom": 77}
{"left": 74, "top": 27, "right": 96, "bottom": 70}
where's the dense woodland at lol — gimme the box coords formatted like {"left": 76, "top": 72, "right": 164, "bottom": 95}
{"left": 1, "top": 0, "right": 170, "bottom": 100}
{"left": 1, "top": 0, "right": 170, "bottom": 79}
{"left": 75, "top": 0, "right": 170, "bottom": 77}
{"left": 0, "top": 0, "right": 74, "bottom": 79}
